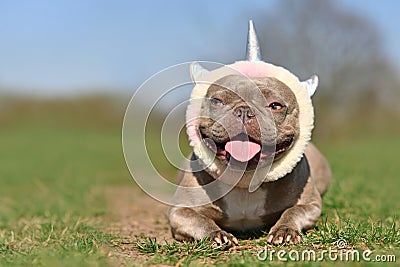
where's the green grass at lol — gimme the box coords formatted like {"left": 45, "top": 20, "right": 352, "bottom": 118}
{"left": 0, "top": 126, "right": 124, "bottom": 266}
{"left": 0, "top": 97, "right": 127, "bottom": 266}
{"left": 0, "top": 97, "right": 399, "bottom": 266}
{"left": 133, "top": 235, "right": 222, "bottom": 265}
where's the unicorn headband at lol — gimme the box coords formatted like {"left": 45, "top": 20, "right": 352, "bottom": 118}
{"left": 187, "top": 20, "right": 319, "bottom": 182}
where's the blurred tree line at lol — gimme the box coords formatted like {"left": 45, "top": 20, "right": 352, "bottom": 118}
{"left": 255, "top": 0, "right": 400, "bottom": 139}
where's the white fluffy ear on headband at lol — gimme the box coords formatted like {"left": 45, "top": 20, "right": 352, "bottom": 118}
{"left": 301, "top": 75, "right": 318, "bottom": 97}
{"left": 190, "top": 62, "right": 210, "bottom": 84}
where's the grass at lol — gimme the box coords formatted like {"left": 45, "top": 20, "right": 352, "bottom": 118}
{"left": 0, "top": 96, "right": 399, "bottom": 266}
{"left": 0, "top": 97, "right": 126, "bottom": 266}
{"left": 0, "top": 215, "right": 113, "bottom": 266}
{"left": 133, "top": 235, "right": 222, "bottom": 265}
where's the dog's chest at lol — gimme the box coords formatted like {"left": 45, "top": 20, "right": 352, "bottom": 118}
{"left": 220, "top": 187, "right": 267, "bottom": 230}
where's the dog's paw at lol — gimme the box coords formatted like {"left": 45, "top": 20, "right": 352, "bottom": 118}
{"left": 266, "top": 226, "right": 302, "bottom": 245}
{"left": 209, "top": 230, "right": 238, "bottom": 248}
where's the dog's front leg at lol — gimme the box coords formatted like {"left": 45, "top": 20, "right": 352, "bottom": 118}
{"left": 266, "top": 177, "right": 322, "bottom": 245}
{"left": 169, "top": 207, "right": 238, "bottom": 246}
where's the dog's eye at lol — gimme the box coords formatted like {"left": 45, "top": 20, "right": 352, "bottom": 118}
{"left": 268, "top": 102, "right": 284, "bottom": 110}
{"left": 210, "top": 98, "right": 224, "bottom": 106}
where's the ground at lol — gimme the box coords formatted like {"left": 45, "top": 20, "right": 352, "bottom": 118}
{"left": 104, "top": 186, "right": 172, "bottom": 265}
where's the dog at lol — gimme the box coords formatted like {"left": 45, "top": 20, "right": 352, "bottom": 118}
{"left": 168, "top": 21, "right": 331, "bottom": 246}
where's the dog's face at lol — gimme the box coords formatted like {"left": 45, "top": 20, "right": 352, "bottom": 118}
{"left": 197, "top": 74, "right": 299, "bottom": 170}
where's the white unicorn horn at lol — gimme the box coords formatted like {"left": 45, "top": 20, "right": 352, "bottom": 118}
{"left": 246, "top": 20, "right": 263, "bottom": 61}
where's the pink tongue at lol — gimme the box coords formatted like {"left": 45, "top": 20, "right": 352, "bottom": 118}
{"left": 225, "top": 141, "right": 261, "bottom": 162}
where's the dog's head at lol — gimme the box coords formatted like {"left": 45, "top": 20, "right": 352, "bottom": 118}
{"left": 186, "top": 61, "right": 317, "bottom": 187}
{"left": 198, "top": 74, "right": 299, "bottom": 170}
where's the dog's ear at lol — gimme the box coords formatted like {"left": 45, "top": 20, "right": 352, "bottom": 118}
{"left": 190, "top": 62, "right": 210, "bottom": 85}
{"left": 301, "top": 75, "right": 318, "bottom": 97}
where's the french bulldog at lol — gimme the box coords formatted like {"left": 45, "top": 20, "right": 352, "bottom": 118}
{"left": 168, "top": 21, "right": 331, "bottom": 247}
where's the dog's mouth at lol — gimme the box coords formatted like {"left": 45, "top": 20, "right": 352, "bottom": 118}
{"left": 201, "top": 132, "right": 294, "bottom": 167}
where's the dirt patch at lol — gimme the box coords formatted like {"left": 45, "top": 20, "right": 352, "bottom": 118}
{"left": 103, "top": 186, "right": 173, "bottom": 265}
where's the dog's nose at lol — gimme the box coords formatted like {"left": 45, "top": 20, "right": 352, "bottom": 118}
{"left": 233, "top": 106, "right": 255, "bottom": 123}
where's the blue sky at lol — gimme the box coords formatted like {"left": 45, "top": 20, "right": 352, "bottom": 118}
{"left": 0, "top": 0, "right": 399, "bottom": 95}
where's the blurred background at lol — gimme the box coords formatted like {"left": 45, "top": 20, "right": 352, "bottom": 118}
{"left": 1, "top": 0, "right": 399, "bottom": 137}
{"left": 0, "top": 0, "right": 399, "bottom": 264}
